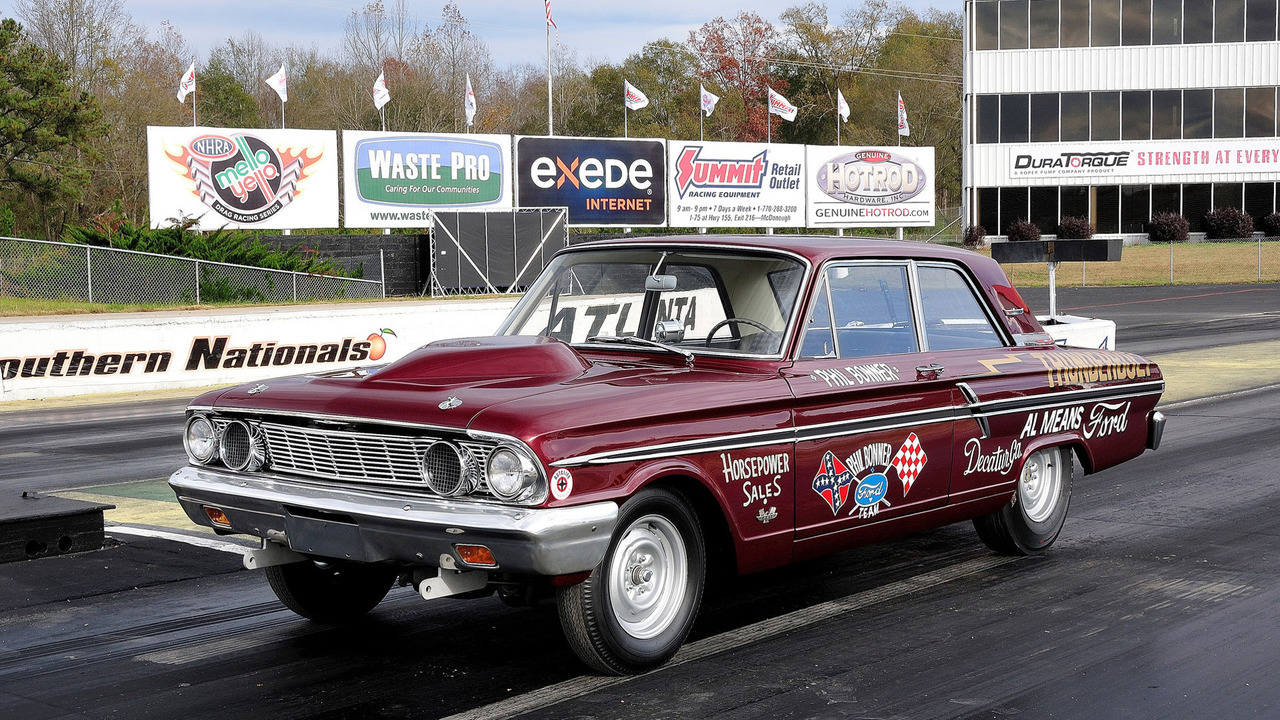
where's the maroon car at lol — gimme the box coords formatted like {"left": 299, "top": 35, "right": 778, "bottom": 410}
{"left": 170, "top": 235, "right": 1165, "bottom": 674}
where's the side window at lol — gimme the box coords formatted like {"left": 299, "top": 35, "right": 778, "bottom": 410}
{"left": 828, "top": 264, "right": 919, "bottom": 358}
{"left": 917, "top": 266, "right": 1005, "bottom": 350}
{"left": 799, "top": 277, "right": 835, "bottom": 359}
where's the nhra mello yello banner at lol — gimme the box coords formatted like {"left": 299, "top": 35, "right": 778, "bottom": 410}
{"left": 342, "top": 131, "right": 513, "bottom": 228}
{"left": 147, "top": 126, "right": 338, "bottom": 231}
{"left": 516, "top": 136, "right": 666, "bottom": 227}
{"left": 666, "top": 140, "right": 805, "bottom": 228}
{"left": 805, "top": 145, "right": 936, "bottom": 228}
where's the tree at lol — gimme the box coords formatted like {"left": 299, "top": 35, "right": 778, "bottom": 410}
{"left": 196, "top": 56, "right": 262, "bottom": 128}
{"left": 13, "top": 0, "right": 141, "bottom": 96}
{"left": 0, "top": 18, "right": 106, "bottom": 226}
{"left": 688, "top": 12, "right": 783, "bottom": 141}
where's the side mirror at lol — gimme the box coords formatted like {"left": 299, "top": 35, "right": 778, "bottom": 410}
{"left": 645, "top": 274, "right": 677, "bottom": 291}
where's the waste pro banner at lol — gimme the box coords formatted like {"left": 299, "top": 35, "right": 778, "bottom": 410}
{"left": 515, "top": 136, "right": 666, "bottom": 227}
{"left": 805, "top": 146, "right": 936, "bottom": 228}
{"left": 666, "top": 141, "right": 804, "bottom": 228}
{"left": 147, "top": 126, "right": 338, "bottom": 230}
{"left": 342, "top": 131, "right": 513, "bottom": 228}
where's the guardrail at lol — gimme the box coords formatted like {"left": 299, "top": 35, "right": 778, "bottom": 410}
{"left": 0, "top": 237, "right": 384, "bottom": 305}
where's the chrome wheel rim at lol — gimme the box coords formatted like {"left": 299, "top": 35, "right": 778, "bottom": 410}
{"left": 1019, "top": 448, "right": 1062, "bottom": 523}
{"left": 608, "top": 514, "right": 687, "bottom": 640}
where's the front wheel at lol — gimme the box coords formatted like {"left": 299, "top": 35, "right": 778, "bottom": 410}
{"left": 557, "top": 487, "right": 706, "bottom": 675}
{"left": 265, "top": 559, "right": 397, "bottom": 623}
{"left": 973, "top": 446, "right": 1073, "bottom": 555}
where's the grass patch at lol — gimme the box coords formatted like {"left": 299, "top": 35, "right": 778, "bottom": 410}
{"left": 989, "top": 240, "right": 1280, "bottom": 287}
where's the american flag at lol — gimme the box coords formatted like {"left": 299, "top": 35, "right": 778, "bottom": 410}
{"left": 545, "top": 0, "right": 556, "bottom": 28}
{"left": 892, "top": 433, "right": 928, "bottom": 495}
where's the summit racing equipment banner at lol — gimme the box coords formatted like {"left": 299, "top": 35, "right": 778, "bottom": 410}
{"left": 147, "top": 126, "right": 338, "bottom": 230}
{"left": 515, "top": 136, "right": 665, "bottom": 227}
{"left": 805, "top": 145, "right": 936, "bottom": 228}
{"left": 666, "top": 141, "right": 804, "bottom": 228}
{"left": 342, "top": 130, "right": 513, "bottom": 228}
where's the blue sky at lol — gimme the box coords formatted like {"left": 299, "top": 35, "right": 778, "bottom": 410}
{"left": 0, "top": 1, "right": 955, "bottom": 66}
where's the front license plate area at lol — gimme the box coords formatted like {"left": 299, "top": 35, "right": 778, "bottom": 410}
{"left": 282, "top": 507, "right": 368, "bottom": 561}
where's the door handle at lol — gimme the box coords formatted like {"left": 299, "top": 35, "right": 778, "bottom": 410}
{"left": 916, "top": 363, "right": 945, "bottom": 380}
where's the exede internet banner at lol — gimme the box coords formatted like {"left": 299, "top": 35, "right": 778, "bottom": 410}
{"left": 342, "top": 131, "right": 513, "bottom": 228}
{"left": 805, "top": 145, "right": 936, "bottom": 228}
{"left": 147, "top": 126, "right": 338, "bottom": 231}
{"left": 666, "top": 140, "right": 805, "bottom": 228}
{"left": 515, "top": 136, "right": 666, "bottom": 227}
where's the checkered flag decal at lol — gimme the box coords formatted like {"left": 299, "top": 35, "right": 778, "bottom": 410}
{"left": 892, "top": 433, "right": 928, "bottom": 496}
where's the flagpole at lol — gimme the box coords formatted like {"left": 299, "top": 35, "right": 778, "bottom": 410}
{"left": 700, "top": 104, "right": 704, "bottom": 142}
{"left": 546, "top": 24, "right": 554, "bottom": 136}
{"left": 897, "top": 89, "right": 901, "bottom": 147}
{"left": 281, "top": 98, "right": 285, "bottom": 129}
{"left": 191, "top": 59, "right": 197, "bottom": 127}
{"left": 836, "top": 95, "right": 840, "bottom": 146}
{"left": 380, "top": 107, "right": 386, "bottom": 132}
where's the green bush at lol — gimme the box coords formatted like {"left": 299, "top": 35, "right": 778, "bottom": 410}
{"left": 1006, "top": 219, "right": 1041, "bottom": 242}
{"left": 1146, "top": 212, "right": 1189, "bottom": 243}
{"left": 1260, "top": 212, "right": 1280, "bottom": 237}
{"left": 1203, "top": 207, "right": 1254, "bottom": 240}
{"left": 1056, "top": 215, "right": 1094, "bottom": 239}
{"left": 963, "top": 225, "right": 986, "bottom": 248}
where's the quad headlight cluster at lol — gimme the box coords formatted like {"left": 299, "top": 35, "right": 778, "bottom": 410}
{"left": 184, "top": 415, "right": 266, "bottom": 472}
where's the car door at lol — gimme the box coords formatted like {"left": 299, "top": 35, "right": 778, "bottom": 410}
{"left": 783, "top": 261, "right": 956, "bottom": 542}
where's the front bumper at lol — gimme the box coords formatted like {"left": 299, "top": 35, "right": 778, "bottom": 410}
{"left": 169, "top": 466, "right": 618, "bottom": 576}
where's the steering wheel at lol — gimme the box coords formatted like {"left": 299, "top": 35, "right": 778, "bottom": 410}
{"left": 704, "top": 317, "right": 777, "bottom": 347}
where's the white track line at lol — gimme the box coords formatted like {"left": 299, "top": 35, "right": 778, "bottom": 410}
{"left": 443, "top": 555, "right": 1021, "bottom": 720}
{"left": 106, "top": 525, "right": 251, "bottom": 555}
{"left": 1159, "top": 380, "right": 1280, "bottom": 411}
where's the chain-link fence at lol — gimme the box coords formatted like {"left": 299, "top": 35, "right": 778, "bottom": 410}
{"left": 0, "top": 237, "right": 384, "bottom": 305}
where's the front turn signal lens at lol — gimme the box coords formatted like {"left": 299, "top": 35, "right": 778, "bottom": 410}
{"left": 204, "top": 507, "right": 231, "bottom": 527}
{"left": 455, "top": 544, "right": 496, "bottom": 567}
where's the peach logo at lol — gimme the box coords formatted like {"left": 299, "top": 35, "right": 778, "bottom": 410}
{"left": 367, "top": 328, "right": 397, "bottom": 361}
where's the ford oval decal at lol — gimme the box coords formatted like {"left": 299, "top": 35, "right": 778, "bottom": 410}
{"left": 816, "top": 150, "right": 927, "bottom": 205}
{"left": 855, "top": 473, "right": 889, "bottom": 506}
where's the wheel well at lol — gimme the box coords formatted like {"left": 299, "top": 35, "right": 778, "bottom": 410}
{"left": 1066, "top": 442, "right": 1093, "bottom": 475}
{"left": 648, "top": 475, "right": 737, "bottom": 581}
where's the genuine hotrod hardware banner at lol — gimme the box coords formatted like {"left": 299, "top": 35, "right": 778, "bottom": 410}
{"left": 804, "top": 145, "right": 936, "bottom": 228}
{"left": 515, "top": 136, "right": 666, "bottom": 227}
{"left": 342, "top": 131, "right": 513, "bottom": 228}
{"left": 147, "top": 126, "right": 338, "bottom": 231}
{"left": 666, "top": 140, "right": 805, "bottom": 228}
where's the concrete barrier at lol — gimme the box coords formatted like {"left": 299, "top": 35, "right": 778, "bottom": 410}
{"left": 1, "top": 298, "right": 518, "bottom": 402}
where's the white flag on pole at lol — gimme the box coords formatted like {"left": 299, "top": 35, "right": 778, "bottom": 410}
{"left": 624, "top": 80, "right": 649, "bottom": 111}
{"left": 265, "top": 64, "right": 288, "bottom": 102}
{"left": 176, "top": 61, "right": 196, "bottom": 104}
{"left": 897, "top": 91, "right": 910, "bottom": 136}
{"left": 372, "top": 71, "right": 391, "bottom": 110}
{"left": 768, "top": 88, "right": 798, "bottom": 122}
{"left": 837, "top": 88, "right": 850, "bottom": 123}
{"left": 700, "top": 84, "right": 720, "bottom": 117}
{"left": 465, "top": 74, "right": 477, "bottom": 126}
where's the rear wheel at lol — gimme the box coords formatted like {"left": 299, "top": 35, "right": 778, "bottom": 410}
{"left": 973, "top": 446, "right": 1072, "bottom": 555}
{"left": 557, "top": 487, "right": 706, "bottom": 675}
{"left": 265, "top": 559, "right": 397, "bottom": 623}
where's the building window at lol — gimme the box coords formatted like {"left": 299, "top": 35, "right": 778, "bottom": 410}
{"left": 1062, "top": 0, "right": 1092, "bottom": 45}
{"left": 1121, "top": 185, "right": 1150, "bottom": 233}
{"left": 1152, "top": 0, "right": 1182, "bottom": 43}
{"left": 977, "top": 95, "right": 1000, "bottom": 144}
{"left": 1216, "top": 88, "right": 1245, "bottom": 138}
{"left": 1031, "top": 0, "right": 1061, "bottom": 47}
{"left": 1002, "top": 0, "right": 1031, "bottom": 48}
{"left": 978, "top": 187, "right": 1000, "bottom": 234}
{"left": 1151, "top": 90, "right": 1181, "bottom": 139}
{"left": 1031, "top": 93, "right": 1061, "bottom": 142}
{"left": 1122, "top": 90, "right": 1152, "bottom": 140}
{"left": 1246, "top": 87, "right": 1276, "bottom": 137}
{"left": 1245, "top": 182, "right": 1274, "bottom": 227}
{"left": 1062, "top": 186, "right": 1090, "bottom": 221}
{"left": 1183, "top": 89, "right": 1214, "bottom": 139}
{"left": 1061, "top": 92, "right": 1091, "bottom": 141}
{"left": 1151, "top": 184, "right": 1181, "bottom": 215}
{"left": 1183, "top": 184, "right": 1212, "bottom": 232}
{"left": 1095, "top": 185, "right": 1120, "bottom": 233}
{"left": 1218, "top": 0, "right": 1248, "bottom": 42}
{"left": 1001, "top": 94, "right": 1030, "bottom": 143}
{"left": 1185, "top": 1, "right": 1215, "bottom": 43}
{"left": 1248, "top": 0, "right": 1279, "bottom": 41}
{"left": 1001, "top": 186, "right": 1030, "bottom": 233}
{"left": 1215, "top": 183, "right": 1244, "bottom": 210}
{"left": 1092, "top": 91, "right": 1121, "bottom": 140}
{"left": 1122, "top": 0, "right": 1151, "bottom": 44}
{"left": 1030, "top": 186, "right": 1059, "bottom": 232}
{"left": 976, "top": 0, "right": 1000, "bottom": 50}
{"left": 1091, "top": 0, "right": 1122, "bottom": 45}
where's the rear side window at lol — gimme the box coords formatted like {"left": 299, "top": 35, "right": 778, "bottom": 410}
{"left": 827, "top": 264, "right": 919, "bottom": 358}
{"left": 917, "top": 266, "right": 1004, "bottom": 350}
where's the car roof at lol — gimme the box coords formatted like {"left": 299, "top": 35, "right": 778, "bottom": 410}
{"left": 565, "top": 234, "right": 986, "bottom": 268}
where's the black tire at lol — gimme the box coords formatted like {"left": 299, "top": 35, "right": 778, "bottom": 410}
{"left": 557, "top": 487, "right": 706, "bottom": 675}
{"left": 973, "top": 446, "right": 1073, "bottom": 555}
{"left": 265, "top": 559, "right": 397, "bottom": 623}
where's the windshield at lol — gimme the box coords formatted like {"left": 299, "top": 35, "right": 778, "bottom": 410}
{"left": 499, "top": 247, "right": 807, "bottom": 357}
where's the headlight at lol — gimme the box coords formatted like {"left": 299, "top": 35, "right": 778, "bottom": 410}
{"left": 184, "top": 415, "right": 218, "bottom": 465}
{"left": 485, "top": 446, "right": 538, "bottom": 501}
{"left": 422, "top": 441, "right": 476, "bottom": 497}
{"left": 219, "top": 419, "right": 266, "bottom": 472}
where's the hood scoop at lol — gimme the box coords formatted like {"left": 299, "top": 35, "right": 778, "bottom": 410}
{"left": 366, "top": 335, "right": 590, "bottom": 387}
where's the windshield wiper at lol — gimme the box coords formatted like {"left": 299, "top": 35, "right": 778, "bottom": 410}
{"left": 585, "top": 335, "right": 695, "bottom": 368}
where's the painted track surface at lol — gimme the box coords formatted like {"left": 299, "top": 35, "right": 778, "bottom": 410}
{"left": 1, "top": 284, "right": 1279, "bottom": 719}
